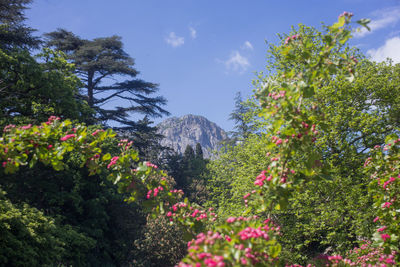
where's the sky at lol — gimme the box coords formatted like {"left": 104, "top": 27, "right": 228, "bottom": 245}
{"left": 26, "top": 0, "right": 400, "bottom": 131}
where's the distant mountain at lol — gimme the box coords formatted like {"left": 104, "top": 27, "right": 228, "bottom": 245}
{"left": 157, "top": 114, "right": 228, "bottom": 158}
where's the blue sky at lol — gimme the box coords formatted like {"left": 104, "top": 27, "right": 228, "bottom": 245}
{"left": 26, "top": 0, "right": 400, "bottom": 131}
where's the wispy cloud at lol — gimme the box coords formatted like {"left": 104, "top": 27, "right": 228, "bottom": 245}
{"left": 222, "top": 51, "right": 250, "bottom": 73}
{"left": 165, "top": 32, "right": 184, "bottom": 47}
{"left": 367, "top": 36, "right": 400, "bottom": 64}
{"left": 189, "top": 27, "right": 197, "bottom": 39}
{"left": 241, "top": 41, "right": 253, "bottom": 50}
{"left": 354, "top": 7, "right": 400, "bottom": 38}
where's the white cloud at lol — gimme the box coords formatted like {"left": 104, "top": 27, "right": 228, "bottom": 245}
{"left": 367, "top": 36, "right": 400, "bottom": 64}
{"left": 241, "top": 41, "right": 253, "bottom": 50}
{"left": 165, "top": 32, "right": 184, "bottom": 47}
{"left": 354, "top": 7, "right": 400, "bottom": 38}
{"left": 189, "top": 27, "right": 197, "bottom": 39}
{"left": 223, "top": 51, "right": 250, "bottom": 73}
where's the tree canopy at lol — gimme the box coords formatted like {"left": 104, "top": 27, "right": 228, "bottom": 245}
{"left": 44, "top": 29, "right": 169, "bottom": 129}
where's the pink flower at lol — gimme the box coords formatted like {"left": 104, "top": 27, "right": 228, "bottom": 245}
{"left": 166, "top": 211, "right": 172, "bottom": 217}
{"left": 47, "top": 145, "right": 53, "bottom": 149}
{"left": 60, "top": 134, "right": 76, "bottom": 141}
{"left": 107, "top": 156, "right": 119, "bottom": 169}
{"left": 46, "top": 116, "right": 60, "bottom": 125}
{"left": 146, "top": 162, "right": 158, "bottom": 169}
{"left": 91, "top": 129, "right": 104, "bottom": 136}
{"left": 21, "top": 124, "right": 32, "bottom": 130}
{"left": 377, "top": 226, "right": 387, "bottom": 232}
{"left": 382, "top": 202, "right": 392, "bottom": 208}
{"left": 381, "top": 233, "right": 390, "bottom": 242}
{"left": 373, "top": 216, "right": 380, "bottom": 223}
{"left": 383, "top": 177, "right": 396, "bottom": 189}
{"left": 226, "top": 217, "right": 236, "bottom": 223}
{"left": 146, "top": 190, "right": 152, "bottom": 199}
{"left": 243, "top": 193, "right": 251, "bottom": 199}
{"left": 254, "top": 179, "right": 263, "bottom": 186}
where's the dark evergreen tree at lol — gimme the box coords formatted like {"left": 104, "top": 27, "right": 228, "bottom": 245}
{"left": 195, "top": 143, "right": 203, "bottom": 159}
{"left": 44, "top": 29, "right": 169, "bottom": 129}
{"left": 0, "top": 0, "right": 40, "bottom": 50}
{"left": 183, "top": 145, "right": 195, "bottom": 161}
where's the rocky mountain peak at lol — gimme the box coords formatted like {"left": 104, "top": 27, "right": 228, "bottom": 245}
{"left": 157, "top": 114, "right": 227, "bottom": 158}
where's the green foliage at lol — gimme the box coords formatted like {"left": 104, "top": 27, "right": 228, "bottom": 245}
{"left": 0, "top": 47, "right": 92, "bottom": 126}
{"left": 206, "top": 134, "right": 271, "bottom": 218}
{"left": 0, "top": 189, "right": 94, "bottom": 266}
{"left": 166, "top": 144, "right": 210, "bottom": 205}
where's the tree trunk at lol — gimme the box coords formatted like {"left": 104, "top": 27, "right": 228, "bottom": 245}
{"left": 87, "top": 70, "right": 94, "bottom": 107}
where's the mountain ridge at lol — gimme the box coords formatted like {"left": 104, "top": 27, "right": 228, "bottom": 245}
{"left": 157, "top": 114, "right": 227, "bottom": 158}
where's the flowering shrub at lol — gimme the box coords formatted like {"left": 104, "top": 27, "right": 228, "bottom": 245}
{"left": 177, "top": 13, "right": 398, "bottom": 266}
{"left": 178, "top": 217, "right": 281, "bottom": 267}
{"left": 0, "top": 116, "right": 177, "bottom": 213}
{"left": 364, "top": 136, "right": 400, "bottom": 261}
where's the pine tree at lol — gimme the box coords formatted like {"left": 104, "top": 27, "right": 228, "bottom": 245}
{"left": 195, "top": 143, "right": 203, "bottom": 159}
{"left": 183, "top": 145, "right": 195, "bottom": 161}
{"left": 229, "top": 92, "right": 255, "bottom": 139}
{"left": 0, "top": 0, "right": 40, "bottom": 50}
{"left": 44, "top": 29, "right": 169, "bottom": 129}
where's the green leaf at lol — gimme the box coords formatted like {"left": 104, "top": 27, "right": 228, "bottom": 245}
{"left": 102, "top": 153, "right": 111, "bottom": 161}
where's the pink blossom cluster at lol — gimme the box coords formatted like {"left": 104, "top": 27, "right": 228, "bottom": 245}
{"left": 166, "top": 203, "right": 217, "bottom": 223}
{"left": 383, "top": 176, "right": 396, "bottom": 189}
{"left": 271, "top": 135, "right": 288, "bottom": 146}
{"left": 284, "top": 34, "right": 300, "bottom": 45}
{"left": 181, "top": 232, "right": 226, "bottom": 267}
{"left": 118, "top": 139, "right": 133, "bottom": 150}
{"left": 243, "top": 190, "right": 256, "bottom": 202}
{"left": 91, "top": 129, "right": 104, "bottom": 136}
{"left": 339, "top": 11, "right": 353, "bottom": 19}
{"left": 350, "top": 55, "right": 358, "bottom": 64}
{"left": 254, "top": 170, "right": 272, "bottom": 186}
{"left": 166, "top": 202, "right": 187, "bottom": 218}
{"left": 2, "top": 158, "right": 13, "bottom": 168}
{"left": 3, "top": 124, "right": 16, "bottom": 132}
{"left": 45, "top": 116, "right": 60, "bottom": 125}
{"left": 268, "top": 90, "right": 286, "bottom": 100}
{"left": 60, "top": 134, "right": 76, "bottom": 141}
{"left": 325, "top": 241, "right": 398, "bottom": 266}
{"left": 170, "top": 188, "right": 184, "bottom": 195}
{"left": 145, "top": 161, "right": 158, "bottom": 169}
{"left": 180, "top": 218, "right": 280, "bottom": 266}
{"left": 146, "top": 185, "right": 164, "bottom": 199}
{"left": 21, "top": 124, "right": 32, "bottom": 130}
{"left": 107, "top": 156, "right": 119, "bottom": 169}
{"left": 226, "top": 215, "right": 260, "bottom": 224}
{"left": 238, "top": 226, "right": 270, "bottom": 241}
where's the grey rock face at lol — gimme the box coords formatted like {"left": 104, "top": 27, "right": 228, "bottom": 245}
{"left": 157, "top": 114, "right": 227, "bottom": 158}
